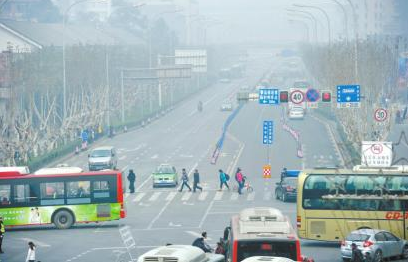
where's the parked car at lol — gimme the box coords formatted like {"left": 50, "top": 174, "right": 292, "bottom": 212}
{"left": 341, "top": 229, "right": 408, "bottom": 262}
{"left": 152, "top": 164, "right": 178, "bottom": 188}
{"left": 220, "top": 100, "right": 233, "bottom": 111}
{"left": 275, "top": 177, "right": 297, "bottom": 202}
{"left": 88, "top": 146, "right": 117, "bottom": 171}
{"left": 288, "top": 107, "right": 304, "bottom": 120}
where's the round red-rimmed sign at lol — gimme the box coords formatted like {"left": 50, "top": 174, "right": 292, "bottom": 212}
{"left": 290, "top": 90, "right": 304, "bottom": 104}
{"left": 374, "top": 108, "right": 388, "bottom": 122}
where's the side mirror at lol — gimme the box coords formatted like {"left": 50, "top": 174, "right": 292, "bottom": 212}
{"left": 223, "top": 226, "right": 230, "bottom": 241}
{"left": 275, "top": 182, "right": 280, "bottom": 186}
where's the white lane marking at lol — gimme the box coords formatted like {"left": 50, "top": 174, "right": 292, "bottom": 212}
{"left": 151, "top": 154, "right": 158, "bottom": 159}
{"left": 147, "top": 163, "right": 197, "bottom": 230}
{"left": 214, "top": 191, "right": 223, "bottom": 201}
{"left": 230, "top": 192, "right": 239, "bottom": 201}
{"left": 247, "top": 192, "right": 255, "bottom": 201}
{"left": 181, "top": 192, "right": 192, "bottom": 201}
{"left": 166, "top": 191, "right": 177, "bottom": 201}
{"left": 148, "top": 192, "right": 162, "bottom": 201}
{"left": 264, "top": 191, "right": 272, "bottom": 201}
{"left": 121, "top": 165, "right": 128, "bottom": 172}
{"left": 20, "top": 238, "right": 50, "bottom": 247}
{"left": 132, "top": 192, "right": 146, "bottom": 202}
{"left": 136, "top": 175, "right": 152, "bottom": 191}
{"left": 198, "top": 200, "right": 214, "bottom": 228}
{"left": 119, "top": 155, "right": 127, "bottom": 160}
{"left": 198, "top": 191, "right": 208, "bottom": 201}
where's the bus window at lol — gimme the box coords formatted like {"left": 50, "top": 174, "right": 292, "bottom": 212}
{"left": 13, "top": 184, "right": 38, "bottom": 205}
{"left": 0, "top": 185, "right": 10, "bottom": 205}
{"left": 40, "top": 182, "right": 65, "bottom": 205}
{"left": 93, "top": 181, "right": 110, "bottom": 198}
{"left": 67, "top": 181, "right": 91, "bottom": 204}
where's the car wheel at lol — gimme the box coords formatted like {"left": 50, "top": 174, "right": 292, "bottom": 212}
{"left": 282, "top": 193, "right": 287, "bottom": 202}
{"left": 401, "top": 245, "right": 408, "bottom": 259}
{"left": 373, "top": 250, "right": 383, "bottom": 262}
{"left": 53, "top": 210, "right": 74, "bottom": 229}
{"left": 275, "top": 190, "right": 280, "bottom": 200}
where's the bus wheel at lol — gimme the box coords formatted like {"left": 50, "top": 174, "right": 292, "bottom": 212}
{"left": 53, "top": 210, "right": 74, "bottom": 229}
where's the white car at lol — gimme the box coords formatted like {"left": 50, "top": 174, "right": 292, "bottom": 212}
{"left": 288, "top": 107, "right": 304, "bottom": 119}
{"left": 220, "top": 101, "right": 233, "bottom": 111}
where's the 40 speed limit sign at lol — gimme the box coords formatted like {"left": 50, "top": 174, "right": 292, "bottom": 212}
{"left": 374, "top": 108, "right": 388, "bottom": 122}
{"left": 290, "top": 90, "right": 305, "bottom": 104}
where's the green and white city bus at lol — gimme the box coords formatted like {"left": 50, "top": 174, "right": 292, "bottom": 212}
{"left": 0, "top": 170, "right": 125, "bottom": 229}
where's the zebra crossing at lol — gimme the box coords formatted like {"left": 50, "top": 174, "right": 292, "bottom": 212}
{"left": 126, "top": 190, "right": 275, "bottom": 203}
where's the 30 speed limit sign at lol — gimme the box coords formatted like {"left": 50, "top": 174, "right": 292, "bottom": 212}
{"left": 374, "top": 108, "right": 388, "bottom": 122}
{"left": 290, "top": 90, "right": 305, "bottom": 104}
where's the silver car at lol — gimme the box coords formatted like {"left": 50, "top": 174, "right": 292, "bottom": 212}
{"left": 341, "top": 229, "right": 408, "bottom": 262}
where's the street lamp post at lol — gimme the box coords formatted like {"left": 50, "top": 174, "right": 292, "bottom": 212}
{"left": 331, "top": 0, "right": 349, "bottom": 43}
{"left": 288, "top": 19, "right": 311, "bottom": 43}
{"left": 293, "top": 4, "right": 332, "bottom": 46}
{"left": 62, "top": 0, "right": 106, "bottom": 119}
{"left": 344, "top": 0, "right": 359, "bottom": 82}
{"left": 286, "top": 10, "right": 318, "bottom": 43}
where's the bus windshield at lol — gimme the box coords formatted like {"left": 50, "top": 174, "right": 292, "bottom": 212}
{"left": 237, "top": 240, "right": 298, "bottom": 261}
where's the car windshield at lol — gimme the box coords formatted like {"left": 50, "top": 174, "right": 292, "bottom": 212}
{"left": 346, "top": 233, "right": 370, "bottom": 242}
{"left": 90, "top": 150, "right": 111, "bottom": 157}
{"left": 156, "top": 166, "right": 174, "bottom": 174}
{"left": 284, "top": 178, "right": 297, "bottom": 187}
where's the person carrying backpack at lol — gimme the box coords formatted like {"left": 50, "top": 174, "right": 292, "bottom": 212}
{"left": 350, "top": 243, "right": 364, "bottom": 262}
{"left": 235, "top": 168, "right": 244, "bottom": 194}
{"left": 219, "top": 169, "right": 230, "bottom": 191}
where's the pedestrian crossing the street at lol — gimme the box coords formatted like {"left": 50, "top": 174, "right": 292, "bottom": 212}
{"left": 127, "top": 189, "right": 278, "bottom": 204}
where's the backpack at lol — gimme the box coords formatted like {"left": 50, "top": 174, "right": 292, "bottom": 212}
{"left": 225, "top": 174, "right": 230, "bottom": 181}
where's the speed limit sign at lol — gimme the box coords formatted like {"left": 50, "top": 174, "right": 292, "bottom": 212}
{"left": 374, "top": 108, "right": 388, "bottom": 122}
{"left": 290, "top": 90, "right": 305, "bottom": 104}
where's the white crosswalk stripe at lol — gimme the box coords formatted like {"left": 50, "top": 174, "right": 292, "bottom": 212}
{"left": 247, "top": 192, "right": 255, "bottom": 201}
{"left": 230, "top": 192, "right": 239, "bottom": 201}
{"left": 166, "top": 191, "right": 177, "bottom": 201}
{"left": 263, "top": 191, "right": 272, "bottom": 201}
{"left": 132, "top": 192, "right": 146, "bottom": 202}
{"left": 181, "top": 192, "right": 192, "bottom": 201}
{"left": 198, "top": 191, "right": 208, "bottom": 201}
{"left": 148, "top": 192, "right": 162, "bottom": 201}
{"left": 214, "top": 191, "right": 223, "bottom": 201}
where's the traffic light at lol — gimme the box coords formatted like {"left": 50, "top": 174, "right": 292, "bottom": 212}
{"left": 322, "top": 92, "right": 331, "bottom": 102}
{"left": 279, "top": 91, "right": 289, "bottom": 103}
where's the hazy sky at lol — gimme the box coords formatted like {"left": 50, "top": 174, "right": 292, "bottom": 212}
{"left": 196, "top": 0, "right": 344, "bottom": 44}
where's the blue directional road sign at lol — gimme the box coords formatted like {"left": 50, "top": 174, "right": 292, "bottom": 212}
{"left": 306, "top": 88, "right": 320, "bottom": 102}
{"left": 337, "top": 85, "right": 360, "bottom": 103}
{"left": 262, "top": 121, "right": 273, "bottom": 145}
{"left": 259, "top": 89, "right": 279, "bottom": 105}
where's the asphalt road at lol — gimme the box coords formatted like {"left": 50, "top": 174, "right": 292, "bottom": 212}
{"left": 3, "top": 52, "right": 406, "bottom": 262}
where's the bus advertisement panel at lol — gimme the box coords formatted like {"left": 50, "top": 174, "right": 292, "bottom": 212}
{"left": 0, "top": 171, "right": 125, "bottom": 229}
{"left": 297, "top": 168, "right": 408, "bottom": 241}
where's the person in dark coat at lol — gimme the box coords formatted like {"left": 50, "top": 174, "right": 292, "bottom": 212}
{"left": 193, "top": 169, "right": 203, "bottom": 193}
{"left": 350, "top": 243, "right": 364, "bottom": 262}
{"left": 192, "top": 232, "right": 212, "bottom": 253}
{"left": 127, "top": 169, "right": 136, "bottom": 193}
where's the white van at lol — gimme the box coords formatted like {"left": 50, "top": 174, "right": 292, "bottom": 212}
{"left": 137, "top": 245, "right": 224, "bottom": 262}
{"left": 88, "top": 146, "right": 118, "bottom": 171}
{"left": 242, "top": 256, "right": 295, "bottom": 262}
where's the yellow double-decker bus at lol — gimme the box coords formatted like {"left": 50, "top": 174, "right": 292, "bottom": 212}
{"left": 296, "top": 166, "right": 408, "bottom": 241}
